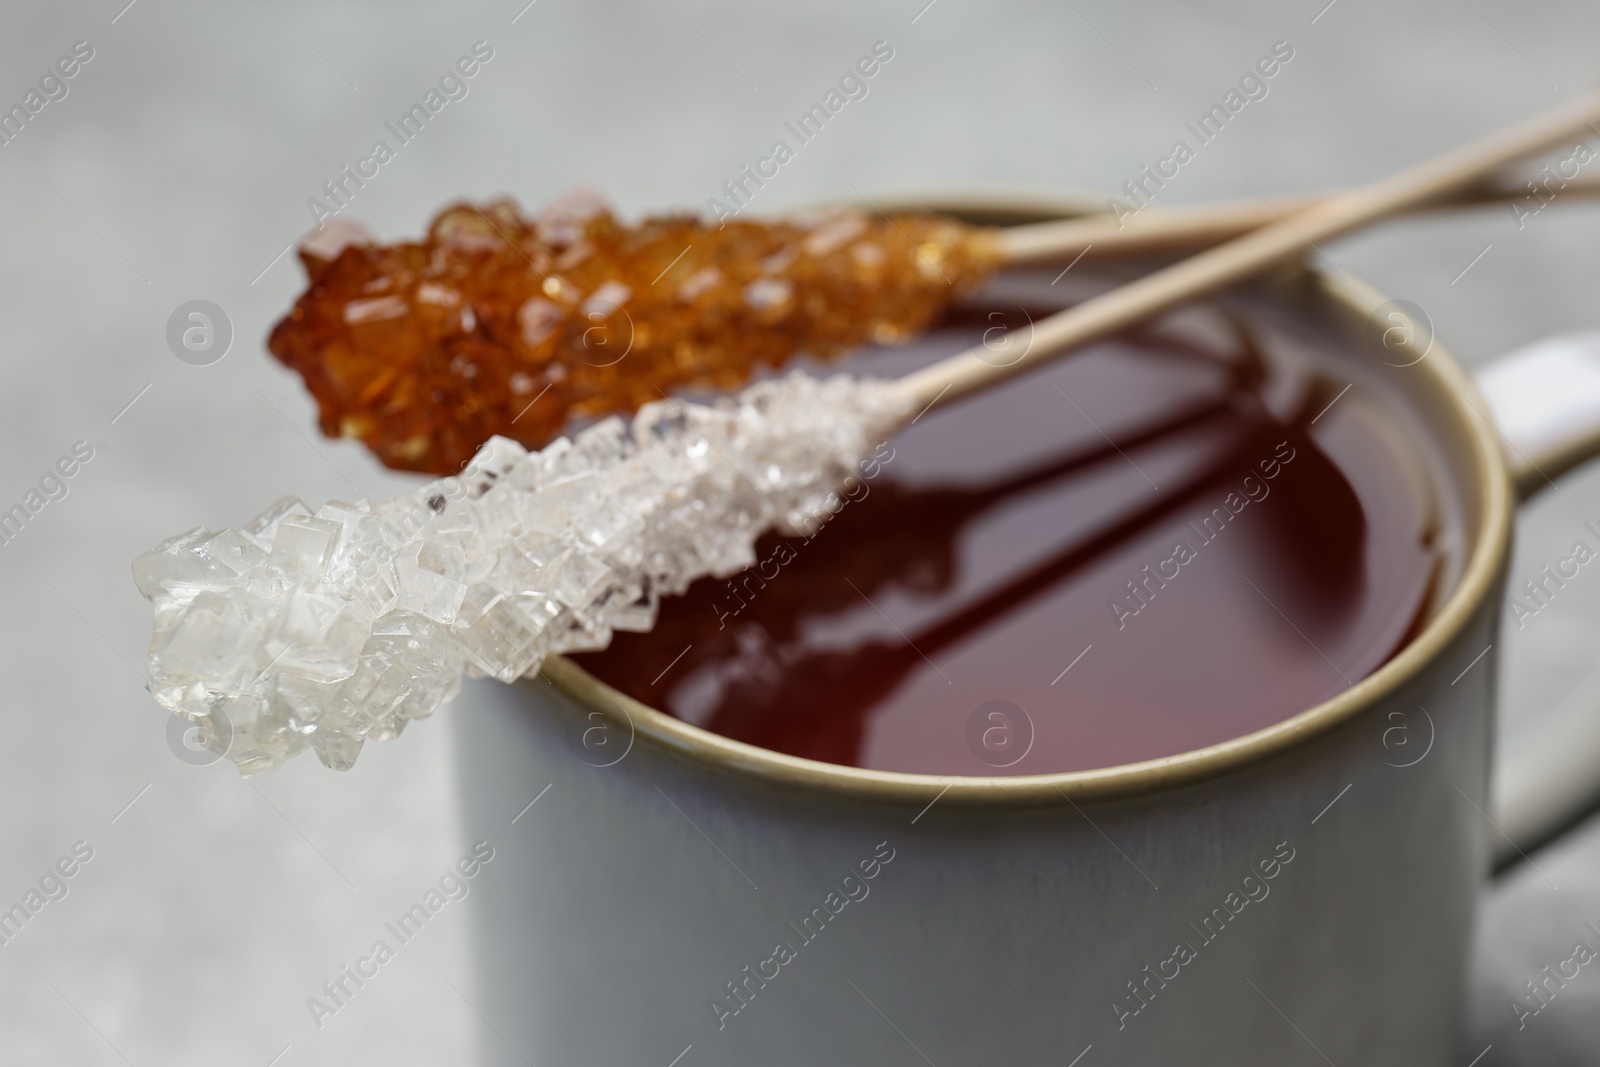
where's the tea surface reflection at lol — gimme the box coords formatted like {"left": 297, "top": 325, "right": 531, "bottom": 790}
{"left": 575, "top": 291, "right": 1444, "bottom": 775}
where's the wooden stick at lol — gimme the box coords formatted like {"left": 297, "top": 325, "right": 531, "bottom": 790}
{"left": 996, "top": 172, "right": 1600, "bottom": 265}
{"left": 898, "top": 88, "right": 1600, "bottom": 412}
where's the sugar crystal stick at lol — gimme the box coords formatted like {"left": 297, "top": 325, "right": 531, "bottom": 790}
{"left": 269, "top": 194, "right": 998, "bottom": 475}
{"left": 268, "top": 170, "right": 1600, "bottom": 477}
{"left": 137, "top": 374, "right": 910, "bottom": 773}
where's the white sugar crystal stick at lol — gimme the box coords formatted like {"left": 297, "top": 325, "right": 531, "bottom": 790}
{"left": 136, "top": 374, "right": 912, "bottom": 773}
{"left": 138, "top": 87, "right": 1600, "bottom": 772}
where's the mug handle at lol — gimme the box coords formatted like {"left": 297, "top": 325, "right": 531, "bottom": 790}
{"left": 1474, "top": 332, "right": 1600, "bottom": 864}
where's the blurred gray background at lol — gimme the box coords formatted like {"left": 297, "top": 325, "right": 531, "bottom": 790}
{"left": 2, "top": 0, "right": 1599, "bottom": 1062}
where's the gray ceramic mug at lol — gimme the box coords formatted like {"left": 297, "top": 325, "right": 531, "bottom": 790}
{"left": 452, "top": 193, "right": 1600, "bottom": 1066}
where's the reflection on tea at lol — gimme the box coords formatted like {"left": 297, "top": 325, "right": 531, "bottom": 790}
{"left": 576, "top": 288, "right": 1446, "bottom": 776}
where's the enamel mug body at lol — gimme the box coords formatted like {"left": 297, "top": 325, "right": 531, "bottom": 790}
{"left": 453, "top": 195, "right": 1600, "bottom": 1066}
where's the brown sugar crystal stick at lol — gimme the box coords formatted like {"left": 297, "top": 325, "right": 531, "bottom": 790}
{"left": 898, "top": 87, "right": 1600, "bottom": 413}
{"left": 270, "top": 114, "right": 1600, "bottom": 477}
{"left": 269, "top": 203, "right": 1007, "bottom": 476}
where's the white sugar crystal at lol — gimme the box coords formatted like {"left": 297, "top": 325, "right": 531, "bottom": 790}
{"left": 132, "top": 529, "right": 235, "bottom": 599}
{"left": 241, "top": 496, "right": 311, "bottom": 550}
{"left": 263, "top": 586, "right": 373, "bottom": 683}
{"left": 135, "top": 372, "right": 911, "bottom": 774}
{"left": 270, "top": 516, "right": 341, "bottom": 580}
{"left": 393, "top": 541, "right": 468, "bottom": 622}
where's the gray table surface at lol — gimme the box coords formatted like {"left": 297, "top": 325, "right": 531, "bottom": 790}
{"left": 2, "top": 0, "right": 1599, "bottom": 1062}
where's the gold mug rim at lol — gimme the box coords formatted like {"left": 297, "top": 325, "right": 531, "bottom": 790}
{"left": 533, "top": 190, "right": 1514, "bottom": 809}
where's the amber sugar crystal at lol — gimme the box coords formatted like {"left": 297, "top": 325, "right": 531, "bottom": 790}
{"left": 267, "top": 193, "right": 1003, "bottom": 474}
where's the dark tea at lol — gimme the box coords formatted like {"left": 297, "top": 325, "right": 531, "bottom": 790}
{"left": 573, "top": 273, "right": 1448, "bottom": 776}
